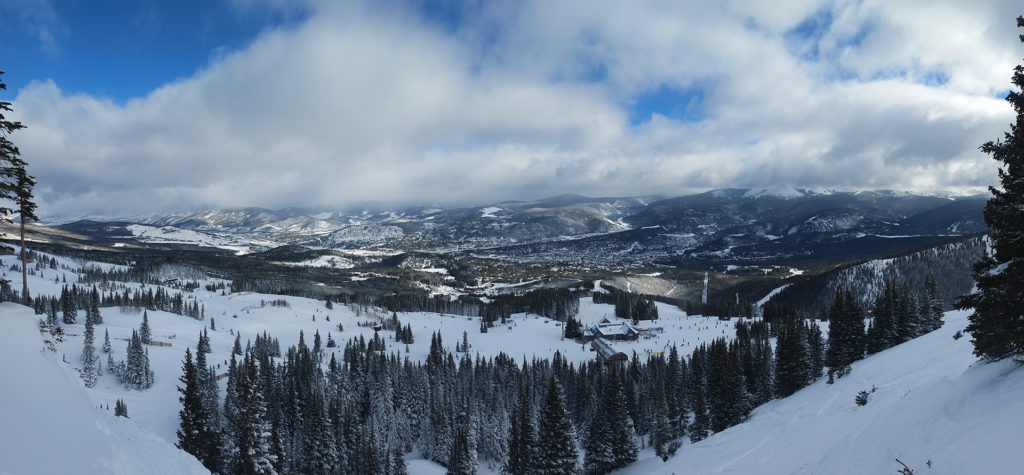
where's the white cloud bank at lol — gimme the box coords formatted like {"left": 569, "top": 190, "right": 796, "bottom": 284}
{"left": 10, "top": 0, "right": 1022, "bottom": 218}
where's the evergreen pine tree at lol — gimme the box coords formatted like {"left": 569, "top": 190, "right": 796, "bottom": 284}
{"left": 102, "top": 328, "right": 112, "bottom": 353}
{"left": 61, "top": 286, "right": 76, "bottom": 324}
{"left": 177, "top": 348, "right": 206, "bottom": 463}
{"left": 198, "top": 329, "right": 212, "bottom": 354}
{"left": 689, "top": 384, "right": 710, "bottom": 443}
{"left": 193, "top": 338, "right": 222, "bottom": 471}
{"left": 583, "top": 370, "right": 627, "bottom": 475}
{"left": 924, "top": 276, "right": 945, "bottom": 333}
{"left": 124, "top": 329, "right": 154, "bottom": 390}
{"left": 533, "top": 375, "right": 579, "bottom": 475}
{"left": 651, "top": 380, "right": 678, "bottom": 461}
{"left": 503, "top": 384, "right": 536, "bottom": 475}
{"left": 392, "top": 446, "right": 409, "bottom": 475}
{"left": 81, "top": 318, "right": 99, "bottom": 388}
{"left": 14, "top": 168, "right": 37, "bottom": 306}
{"left": 114, "top": 398, "right": 128, "bottom": 417}
{"left": 826, "top": 289, "right": 864, "bottom": 379}
{"left": 0, "top": 71, "right": 38, "bottom": 302}
{"left": 140, "top": 311, "right": 152, "bottom": 345}
{"left": 956, "top": 17, "right": 1024, "bottom": 361}
{"left": 236, "top": 354, "right": 278, "bottom": 474}
{"left": 89, "top": 287, "right": 102, "bottom": 325}
{"left": 46, "top": 297, "right": 59, "bottom": 330}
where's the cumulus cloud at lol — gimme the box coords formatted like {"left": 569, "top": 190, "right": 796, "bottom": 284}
{"left": 8, "top": 0, "right": 1021, "bottom": 218}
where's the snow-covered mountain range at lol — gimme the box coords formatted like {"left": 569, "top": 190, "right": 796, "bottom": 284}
{"left": 49, "top": 188, "right": 987, "bottom": 268}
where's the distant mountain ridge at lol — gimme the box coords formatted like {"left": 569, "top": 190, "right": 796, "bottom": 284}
{"left": 49, "top": 188, "right": 988, "bottom": 268}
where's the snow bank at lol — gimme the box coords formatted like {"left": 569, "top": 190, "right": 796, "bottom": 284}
{"left": 622, "top": 310, "right": 1024, "bottom": 475}
{"left": 0, "top": 303, "right": 207, "bottom": 475}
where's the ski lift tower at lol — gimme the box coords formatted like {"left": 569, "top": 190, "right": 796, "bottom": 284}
{"left": 702, "top": 272, "right": 709, "bottom": 305}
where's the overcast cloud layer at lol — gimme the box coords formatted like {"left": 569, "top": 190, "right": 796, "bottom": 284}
{"left": 8, "top": 0, "right": 1023, "bottom": 219}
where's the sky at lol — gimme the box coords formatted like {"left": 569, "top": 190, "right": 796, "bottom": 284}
{"left": 1, "top": 0, "right": 1021, "bottom": 219}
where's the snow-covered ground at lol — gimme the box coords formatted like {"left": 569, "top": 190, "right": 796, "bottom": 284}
{"left": 126, "top": 224, "right": 277, "bottom": 254}
{"left": 276, "top": 254, "right": 355, "bottom": 269}
{"left": 3, "top": 247, "right": 1020, "bottom": 474}
{"left": 0, "top": 247, "right": 739, "bottom": 450}
{"left": 622, "top": 309, "right": 1024, "bottom": 475}
{"left": 0, "top": 303, "right": 208, "bottom": 475}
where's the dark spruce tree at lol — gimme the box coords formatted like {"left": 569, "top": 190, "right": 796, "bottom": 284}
{"left": 140, "top": 311, "right": 152, "bottom": 345}
{"left": 956, "top": 16, "right": 1024, "bottom": 362}
{"left": 114, "top": 398, "right": 128, "bottom": 418}
{"left": 503, "top": 383, "right": 536, "bottom": 475}
{"left": 774, "top": 317, "right": 811, "bottom": 398}
{"left": 534, "top": 375, "right": 579, "bottom": 474}
{"left": 825, "top": 290, "right": 864, "bottom": 380}
{"left": 583, "top": 369, "right": 637, "bottom": 474}
{"left": 15, "top": 166, "right": 37, "bottom": 305}
{"left": 0, "top": 71, "right": 36, "bottom": 297}
{"left": 177, "top": 348, "right": 207, "bottom": 466}
{"left": 235, "top": 353, "right": 277, "bottom": 474}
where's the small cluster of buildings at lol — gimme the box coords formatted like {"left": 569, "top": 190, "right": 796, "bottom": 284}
{"left": 580, "top": 318, "right": 645, "bottom": 342}
{"left": 581, "top": 318, "right": 662, "bottom": 364}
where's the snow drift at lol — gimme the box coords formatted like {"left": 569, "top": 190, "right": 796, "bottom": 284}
{"left": 0, "top": 303, "right": 207, "bottom": 475}
{"left": 622, "top": 309, "right": 1024, "bottom": 474}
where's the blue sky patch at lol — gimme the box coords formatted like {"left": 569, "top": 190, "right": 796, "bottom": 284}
{"left": 785, "top": 9, "right": 834, "bottom": 61}
{"left": 0, "top": 0, "right": 306, "bottom": 101}
{"left": 629, "top": 84, "right": 707, "bottom": 126}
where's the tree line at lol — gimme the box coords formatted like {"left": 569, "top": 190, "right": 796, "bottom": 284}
{"left": 173, "top": 273, "right": 954, "bottom": 475}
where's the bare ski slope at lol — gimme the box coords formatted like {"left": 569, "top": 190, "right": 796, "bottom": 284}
{"left": 623, "top": 309, "right": 1024, "bottom": 475}
{"left": 0, "top": 303, "right": 208, "bottom": 475}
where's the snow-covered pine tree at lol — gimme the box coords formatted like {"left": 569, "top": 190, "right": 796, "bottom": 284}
{"left": 896, "top": 283, "right": 921, "bottom": 342}
{"left": 102, "top": 328, "right": 112, "bottom": 353}
{"left": 651, "top": 379, "right": 677, "bottom": 461}
{"left": 140, "top": 311, "right": 151, "bottom": 345}
{"left": 689, "top": 384, "right": 710, "bottom": 443}
{"left": 177, "top": 348, "right": 206, "bottom": 463}
{"left": 123, "top": 329, "right": 154, "bottom": 390}
{"left": 61, "top": 286, "right": 76, "bottom": 324}
{"left": 193, "top": 336, "right": 222, "bottom": 470}
{"left": 503, "top": 383, "right": 536, "bottom": 475}
{"left": 956, "top": 16, "right": 1024, "bottom": 361}
{"left": 392, "top": 446, "right": 409, "bottom": 475}
{"left": 607, "top": 369, "right": 638, "bottom": 469}
{"left": 307, "top": 390, "right": 338, "bottom": 474}
{"left": 81, "top": 318, "right": 99, "bottom": 388}
{"left": 924, "top": 276, "right": 945, "bottom": 333}
{"left": 46, "top": 297, "right": 59, "bottom": 330}
{"left": 583, "top": 367, "right": 636, "bottom": 474}
{"left": 235, "top": 353, "right": 277, "bottom": 474}
{"left": 582, "top": 406, "right": 613, "bottom": 475}
{"left": 88, "top": 286, "right": 102, "bottom": 325}
{"left": 867, "top": 281, "right": 897, "bottom": 354}
{"left": 222, "top": 353, "right": 241, "bottom": 470}
{"left": 826, "top": 289, "right": 864, "bottom": 379}
{"left": 447, "top": 425, "right": 477, "bottom": 475}
{"left": 806, "top": 320, "right": 824, "bottom": 380}
{"left": 533, "top": 375, "right": 579, "bottom": 475}
{"left": 198, "top": 328, "right": 212, "bottom": 354}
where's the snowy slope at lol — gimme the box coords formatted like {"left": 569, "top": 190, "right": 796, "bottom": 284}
{"left": 622, "top": 310, "right": 1024, "bottom": 475}
{"left": 1, "top": 247, "right": 745, "bottom": 447}
{"left": 0, "top": 303, "right": 208, "bottom": 475}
